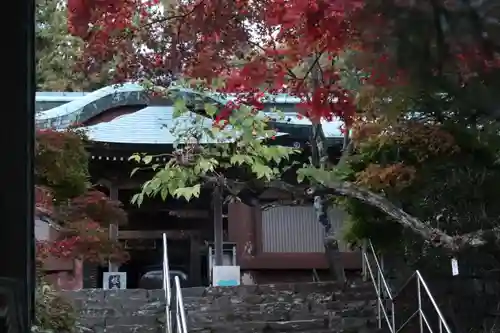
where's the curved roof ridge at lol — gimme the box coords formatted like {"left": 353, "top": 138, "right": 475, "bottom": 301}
{"left": 35, "top": 84, "right": 344, "bottom": 139}
{"left": 36, "top": 91, "right": 89, "bottom": 102}
{"left": 36, "top": 83, "right": 149, "bottom": 129}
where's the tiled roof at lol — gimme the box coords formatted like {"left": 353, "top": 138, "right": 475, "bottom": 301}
{"left": 85, "top": 106, "right": 290, "bottom": 144}
{"left": 36, "top": 83, "right": 344, "bottom": 144}
{"left": 84, "top": 107, "right": 342, "bottom": 144}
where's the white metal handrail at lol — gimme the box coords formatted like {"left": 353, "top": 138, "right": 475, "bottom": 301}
{"left": 162, "top": 233, "right": 172, "bottom": 333}
{"left": 162, "top": 233, "right": 188, "bottom": 333}
{"left": 174, "top": 276, "right": 188, "bottom": 333}
{"left": 362, "top": 240, "right": 453, "bottom": 333}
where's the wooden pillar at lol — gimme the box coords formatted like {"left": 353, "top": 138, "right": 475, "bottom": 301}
{"left": 108, "top": 185, "right": 119, "bottom": 272}
{"left": 189, "top": 234, "right": 202, "bottom": 287}
{"left": 82, "top": 263, "right": 99, "bottom": 288}
{"left": 213, "top": 184, "right": 224, "bottom": 266}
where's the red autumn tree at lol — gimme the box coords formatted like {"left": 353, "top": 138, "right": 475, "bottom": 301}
{"left": 67, "top": 0, "right": 500, "bottom": 252}
{"left": 68, "top": 0, "right": 500, "bottom": 119}
{"left": 67, "top": 3, "right": 500, "bottom": 329}
{"left": 35, "top": 128, "right": 128, "bottom": 266}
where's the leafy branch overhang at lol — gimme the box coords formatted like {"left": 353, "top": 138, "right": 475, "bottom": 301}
{"left": 203, "top": 175, "right": 498, "bottom": 252}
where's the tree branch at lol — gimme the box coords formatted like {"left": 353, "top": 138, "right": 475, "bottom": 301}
{"left": 307, "top": 180, "right": 500, "bottom": 251}
{"left": 223, "top": 176, "right": 498, "bottom": 252}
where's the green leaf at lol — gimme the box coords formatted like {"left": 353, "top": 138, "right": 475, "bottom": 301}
{"left": 129, "top": 154, "right": 141, "bottom": 162}
{"left": 251, "top": 162, "right": 274, "bottom": 180}
{"left": 131, "top": 193, "right": 144, "bottom": 206}
{"left": 242, "top": 117, "right": 254, "bottom": 128}
{"left": 173, "top": 184, "right": 201, "bottom": 201}
{"left": 131, "top": 167, "right": 140, "bottom": 176}
{"left": 173, "top": 99, "right": 187, "bottom": 118}
{"left": 160, "top": 187, "right": 169, "bottom": 201}
{"left": 230, "top": 154, "right": 253, "bottom": 166}
{"left": 195, "top": 158, "right": 217, "bottom": 174}
{"left": 204, "top": 103, "right": 218, "bottom": 117}
{"left": 143, "top": 155, "right": 153, "bottom": 164}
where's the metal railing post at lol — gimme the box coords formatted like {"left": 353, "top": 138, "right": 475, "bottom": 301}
{"left": 362, "top": 239, "right": 453, "bottom": 333}
{"left": 175, "top": 276, "right": 188, "bottom": 333}
{"left": 391, "top": 301, "right": 396, "bottom": 333}
{"left": 163, "top": 233, "right": 172, "bottom": 333}
{"left": 362, "top": 240, "right": 368, "bottom": 282}
{"left": 417, "top": 271, "right": 424, "bottom": 333}
{"left": 377, "top": 268, "right": 382, "bottom": 329}
{"left": 163, "top": 232, "right": 189, "bottom": 333}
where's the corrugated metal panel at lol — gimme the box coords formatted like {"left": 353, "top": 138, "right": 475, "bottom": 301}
{"left": 261, "top": 206, "right": 351, "bottom": 253}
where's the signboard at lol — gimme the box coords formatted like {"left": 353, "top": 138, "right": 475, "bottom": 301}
{"left": 103, "top": 272, "right": 127, "bottom": 290}
{"left": 212, "top": 266, "right": 240, "bottom": 287}
{"left": 207, "top": 243, "right": 237, "bottom": 284}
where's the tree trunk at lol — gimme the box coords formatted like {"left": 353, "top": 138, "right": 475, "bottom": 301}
{"left": 309, "top": 54, "right": 346, "bottom": 283}
{"left": 311, "top": 124, "right": 347, "bottom": 283}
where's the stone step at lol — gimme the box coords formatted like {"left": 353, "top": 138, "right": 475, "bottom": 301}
{"left": 65, "top": 281, "right": 375, "bottom": 306}
{"left": 182, "top": 293, "right": 376, "bottom": 310}
{"left": 76, "top": 314, "right": 161, "bottom": 327}
{"left": 74, "top": 297, "right": 376, "bottom": 318}
{"left": 76, "top": 325, "right": 381, "bottom": 333}
{"left": 67, "top": 281, "right": 379, "bottom": 333}
{"left": 187, "top": 317, "right": 378, "bottom": 333}
{"left": 75, "top": 317, "right": 378, "bottom": 333}
{"left": 189, "top": 319, "right": 328, "bottom": 333}
{"left": 76, "top": 301, "right": 164, "bottom": 317}
{"left": 182, "top": 286, "right": 376, "bottom": 309}
{"left": 88, "top": 324, "right": 162, "bottom": 333}
{"left": 70, "top": 290, "right": 376, "bottom": 315}
{"left": 200, "top": 281, "right": 370, "bottom": 295}
{"left": 186, "top": 300, "right": 377, "bottom": 324}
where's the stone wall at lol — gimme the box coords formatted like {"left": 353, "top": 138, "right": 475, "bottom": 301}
{"left": 63, "top": 281, "right": 378, "bottom": 333}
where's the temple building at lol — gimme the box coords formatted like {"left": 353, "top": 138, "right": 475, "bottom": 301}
{"left": 35, "top": 83, "right": 361, "bottom": 289}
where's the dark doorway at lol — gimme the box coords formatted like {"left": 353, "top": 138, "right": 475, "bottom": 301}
{"left": 118, "top": 238, "right": 191, "bottom": 289}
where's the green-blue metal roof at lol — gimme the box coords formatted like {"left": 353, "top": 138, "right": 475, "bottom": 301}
{"left": 35, "top": 92, "right": 89, "bottom": 112}
{"left": 36, "top": 83, "right": 344, "bottom": 144}
{"left": 85, "top": 106, "right": 292, "bottom": 144}
{"left": 36, "top": 91, "right": 89, "bottom": 101}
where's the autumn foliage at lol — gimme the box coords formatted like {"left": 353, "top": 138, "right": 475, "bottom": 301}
{"left": 65, "top": 1, "right": 500, "bottom": 326}
{"left": 35, "top": 129, "right": 128, "bottom": 266}
{"left": 68, "top": 0, "right": 500, "bottom": 236}
{"left": 68, "top": 0, "right": 500, "bottom": 130}
{"left": 67, "top": 0, "right": 367, "bottom": 123}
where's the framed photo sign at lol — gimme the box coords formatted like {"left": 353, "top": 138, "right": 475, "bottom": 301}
{"left": 103, "top": 272, "right": 127, "bottom": 290}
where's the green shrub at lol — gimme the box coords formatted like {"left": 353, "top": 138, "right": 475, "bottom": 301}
{"left": 32, "top": 279, "right": 76, "bottom": 333}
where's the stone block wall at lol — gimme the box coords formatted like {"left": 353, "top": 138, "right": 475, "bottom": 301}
{"left": 62, "top": 281, "right": 378, "bottom": 333}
